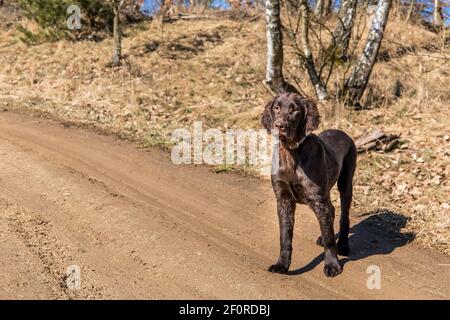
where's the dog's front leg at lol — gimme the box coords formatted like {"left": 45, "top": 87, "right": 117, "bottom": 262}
{"left": 310, "top": 200, "right": 342, "bottom": 277}
{"left": 268, "top": 194, "right": 296, "bottom": 274}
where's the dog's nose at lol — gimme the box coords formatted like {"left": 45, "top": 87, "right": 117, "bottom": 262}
{"left": 274, "top": 123, "right": 285, "bottom": 131}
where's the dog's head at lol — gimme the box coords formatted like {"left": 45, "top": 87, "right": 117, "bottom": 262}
{"left": 261, "top": 93, "right": 320, "bottom": 149}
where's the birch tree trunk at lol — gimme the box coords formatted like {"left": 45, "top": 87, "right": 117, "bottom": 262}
{"left": 343, "top": 0, "right": 392, "bottom": 107}
{"left": 434, "top": 0, "right": 444, "bottom": 27}
{"left": 300, "top": 0, "right": 328, "bottom": 101}
{"left": 265, "top": 0, "right": 286, "bottom": 93}
{"left": 333, "top": 0, "right": 357, "bottom": 59}
{"left": 112, "top": 0, "right": 125, "bottom": 66}
{"left": 314, "top": 0, "right": 324, "bottom": 17}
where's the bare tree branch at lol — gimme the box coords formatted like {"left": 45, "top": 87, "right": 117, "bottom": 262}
{"left": 299, "top": 0, "right": 328, "bottom": 101}
{"left": 332, "top": 0, "right": 358, "bottom": 60}
{"left": 343, "top": 0, "right": 393, "bottom": 107}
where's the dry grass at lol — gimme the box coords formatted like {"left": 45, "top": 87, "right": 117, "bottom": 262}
{"left": 0, "top": 9, "right": 448, "bottom": 254}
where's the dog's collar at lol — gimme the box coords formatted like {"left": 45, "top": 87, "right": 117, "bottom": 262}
{"left": 287, "top": 136, "right": 307, "bottom": 150}
{"left": 287, "top": 140, "right": 300, "bottom": 149}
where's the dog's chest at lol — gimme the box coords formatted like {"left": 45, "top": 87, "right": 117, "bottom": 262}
{"left": 277, "top": 166, "right": 309, "bottom": 204}
{"left": 289, "top": 175, "right": 309, "bottom": 204}
{"left": 275, "top": 148, "right": 311, "bottom": 204}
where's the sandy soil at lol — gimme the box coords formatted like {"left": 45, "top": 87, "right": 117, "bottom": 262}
{"left": 0, "top": 111, "right": 448, "bottom": 299}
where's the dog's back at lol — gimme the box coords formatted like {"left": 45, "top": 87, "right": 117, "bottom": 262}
{"left": 319, "top": 129, "right": 356, "bottom": 168}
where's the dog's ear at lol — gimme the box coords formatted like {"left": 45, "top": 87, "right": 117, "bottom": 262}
{"left": 303, "top": 98, "right": 320, "bottom": 135}
{"left": 261, "top": 96, "right": 277, "bottom": 132}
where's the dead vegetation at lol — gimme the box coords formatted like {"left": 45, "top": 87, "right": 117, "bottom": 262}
{"left": 0, "top": 7, "right": 448, "bottom": 254}
{"left": 355, "top": 128, "right": 400, "bottom": 153}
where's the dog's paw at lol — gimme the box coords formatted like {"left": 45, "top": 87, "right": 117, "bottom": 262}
{"left": 268, "top": 263, "right": 288, "bottom": 274}
{"left": 323, "top": 261, "right": 342, "bottom": 277}
{"left": 316, "top": 236, "right": 324, "bottom": 247}
{"left": 337, "top": 241, "right": 350, "bottom": 256}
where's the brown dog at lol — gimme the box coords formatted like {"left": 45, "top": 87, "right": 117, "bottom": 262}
{"left": 262, "top": 93, "right": 357, "bottom": 277}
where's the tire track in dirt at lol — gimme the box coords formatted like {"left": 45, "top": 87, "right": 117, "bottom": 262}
{"left": 2, "top": 197, "right": 106, "bottom": 299}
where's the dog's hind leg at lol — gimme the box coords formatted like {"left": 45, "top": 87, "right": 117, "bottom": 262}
{"left": 336, "top": 145, "right": 357, "bottom": 256}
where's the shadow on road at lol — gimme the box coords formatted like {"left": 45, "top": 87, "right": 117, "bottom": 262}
{"left": 288, "top": 209, "right": 415, "bottom": 275}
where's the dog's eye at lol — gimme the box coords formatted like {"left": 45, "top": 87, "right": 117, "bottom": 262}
{"left": 273, "top": 105, "right": 280, "bottom": 113}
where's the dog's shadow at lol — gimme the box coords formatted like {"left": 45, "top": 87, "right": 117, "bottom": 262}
{"left": 288, "top": 209, "right": 415, "bottom": 275}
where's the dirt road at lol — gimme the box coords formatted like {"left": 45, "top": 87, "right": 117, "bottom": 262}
{"left": 0, "top": 111, "right": 448, "bottom": 299}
